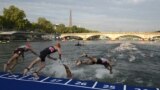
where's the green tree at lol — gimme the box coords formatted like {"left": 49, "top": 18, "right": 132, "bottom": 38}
{"left": 0, "top": 16, "right": 3, "bottom": 30}
{"left": 37, "top": 17, "right": 54, "bottom": 33}
{"left": 30, "top": 22, "right": 38, "bottom": 32}
{"left": 2, "top": 5, "right": 29, "bottom": 30}
{"left": 56, "top": 24, "right": 67, "bottom": 33}
{"left": 71, "top": 25, "right": 78, "bottom": 33}
{"left": 1, "top": 5, "right": 97, "bottom": 33}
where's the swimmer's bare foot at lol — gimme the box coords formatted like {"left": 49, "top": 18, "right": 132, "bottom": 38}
{"left": 4, "top": 64, "right": 8, "bottom": 72}
{"left": 23, "top": 68, "right": 30, "bottom": 76}
{"left": 33, "top": 72, "right": 39, "bottom": 80}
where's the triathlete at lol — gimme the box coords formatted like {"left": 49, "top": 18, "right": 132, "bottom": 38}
{"left": 76, "top": 53, "right": 113, "bottom": 74}
{"left": 4, "top": 43, "right": 38, "bottom": 73}
{"left": 23, "top": 42, "right": 62, "bottom": 79}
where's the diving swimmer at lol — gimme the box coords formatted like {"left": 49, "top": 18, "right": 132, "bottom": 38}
{"left": 4, "top": 43, "right": 38, "bottom": 73}
{"left": 76, "top": 53, "right": 113, "bottom": 74}
{"left": 23, "top": 42, "right": 62, "bottom": 79}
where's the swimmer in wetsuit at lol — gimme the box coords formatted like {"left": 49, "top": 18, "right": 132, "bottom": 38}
{"left": 76, "top": 53, "right": 113, "bottom": 74}
{"left": 23, "top": 42, "right": 62, "bottom": 79}
{"left": 4, "top": 43, "right": 38, "bottom": 73}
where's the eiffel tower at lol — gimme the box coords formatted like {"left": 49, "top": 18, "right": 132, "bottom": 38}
{"left": 69, "top": 9, "right": 72, "bottom": 27}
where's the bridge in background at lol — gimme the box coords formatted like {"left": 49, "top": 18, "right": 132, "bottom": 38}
{"left": 60, "top": 32, "right": 160, "bottom": 41}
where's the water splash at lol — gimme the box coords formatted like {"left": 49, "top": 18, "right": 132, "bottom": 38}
{"left": 112, "top": 42, "right": 138, "bottom": 52}
{"left": 134, "top": 78, "right": 144, "bottom": 84}
{"left": 95, "top": 68, "right": 114, "bottom": 79}
{"left": 42, "top": 63, "right": 67, "bottom": 78}
{"left": 129, "top": 55, "right": 136, "bottom": 62}
{"left": 71, "top": 68, "right": 86, "bottom": 79}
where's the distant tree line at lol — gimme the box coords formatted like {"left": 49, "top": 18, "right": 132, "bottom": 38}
{"left": 0, "top": 5, "right": 98, "bottom": 33}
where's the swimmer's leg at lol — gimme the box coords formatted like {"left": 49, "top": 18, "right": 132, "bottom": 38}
{"left": 23, "top": 57, "right": 40, "bottom": 76}
{"left": 4, "top": 54, "right": 19, "bottom": 72}
{"left": 33, "top": 61, "right": 45, "bottom": 79}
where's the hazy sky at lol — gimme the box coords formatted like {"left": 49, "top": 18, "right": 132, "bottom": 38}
{"left": 0, "top": 0, "right": 160, "bottom": 32}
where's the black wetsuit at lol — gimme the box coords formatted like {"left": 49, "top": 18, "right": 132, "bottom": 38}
{"left": 13, "top": 45, "right": 30, "bottom": 56}
{"left": 96, "top": 58, "right": 109, "bottom": 67}
{"left": 39, "top": 46, "right": 57, "bottom": 62}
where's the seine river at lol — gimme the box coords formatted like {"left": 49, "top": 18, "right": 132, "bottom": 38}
{"left": 0, "top": 40, "right": 160, "bottom": 88}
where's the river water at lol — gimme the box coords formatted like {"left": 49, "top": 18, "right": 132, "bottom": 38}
{"left": 0, "top": 40, "right": 160, "bottom": 88}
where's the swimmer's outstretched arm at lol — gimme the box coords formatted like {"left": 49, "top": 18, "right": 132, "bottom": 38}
{"left": 84, "top": 54, "right": 95, "bottom": 62}
{"left": 57, "top": 48, "right": 62, "bottom": 60}
{"left": 80, "top": 53, "right": 94, "bottom": 61}
{"left": 29, "top": 48, "right": 39, "bottom": 56}
{"left": 47, "top": 55, "right": 57, "bottom": 60}
{"left": 105, "top": 64, "right": 113, "bottom": 74}
{"left": 109, "top": 65, "right": 113, "bottom": 74}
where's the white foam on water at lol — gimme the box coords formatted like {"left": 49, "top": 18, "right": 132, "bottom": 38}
{"left": 134, "top": 78, "right": 144, "bottom": 84}
{"left": 116, "top": 78, "right": 127, "bottom": 83}
{"left": 106, "top": 54, "right": 112, "bottom": 58}
{"left": 149, "top": 53, "right": 154, "bottom": 57}
{"left": 112, "top": 42, "right": 146, "bottom": 58}
{"left": 113, "top": 42, "right": 138, "bottom": 52}
{"left": 117, "top": 54, "right": 125, "bottom": 59}
{"left": 42, "top": 64, "right": 66, "bottom": 78}
{"left": 129, "top": 55, "right": 136, "bottom": 62}
{"left": 71, "top": 68, "right": 86, "bottom": 78}
{"left": 140, "top": 53, "right": 146, "bottom": 57}
{"left": 95, "top": 68, "right": 114, "bottom": 79}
